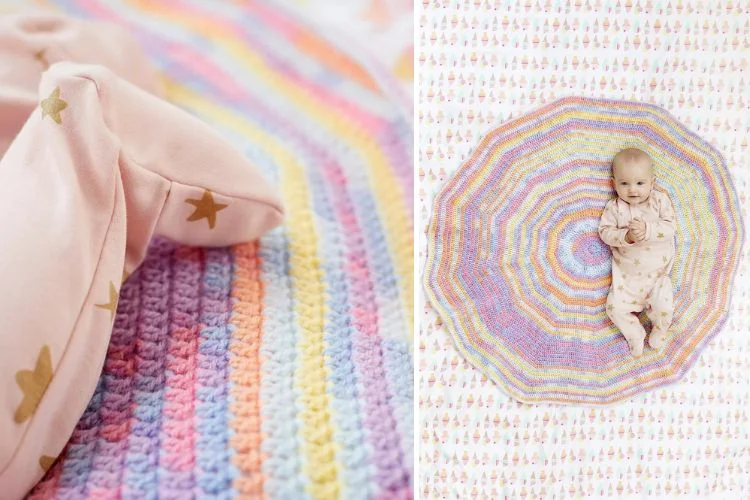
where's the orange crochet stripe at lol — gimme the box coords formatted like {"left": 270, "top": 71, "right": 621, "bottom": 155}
{"left": 229, "top": 242, "right": 265, "bottom": 498}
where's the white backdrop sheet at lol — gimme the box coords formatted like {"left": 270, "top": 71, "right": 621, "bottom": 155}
{"left": 418, "top": 1, "right": 750, "bottom": 498}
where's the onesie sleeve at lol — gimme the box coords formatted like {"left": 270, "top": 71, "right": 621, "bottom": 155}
{"left": 0, "top": 62, "right": 284, "bottom": 499}
{"left": 645, "top": 191, "right": 676, "bottom": 241}
{"left": 598, "top": 199, "right": 634, "bottom": 247}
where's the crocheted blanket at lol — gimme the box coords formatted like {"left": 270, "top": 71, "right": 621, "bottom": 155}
{"left": 424, "top": 96, "right": 744, "bottom": 405}
{"left": 26, "top": 1, "right": 413, "bottom": 498}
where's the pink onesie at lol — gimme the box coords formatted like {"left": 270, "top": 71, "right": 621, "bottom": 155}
{"left": 0, "top": 11, "right": 285, "bottom": 498}
{"left": 0, "top": 61, "right": 283, "bottom": 498}
{"left": 598, "top": 189, "right": 676, "bottom": 351}
{"left": 0, "top": 10, "right": 161, "bottom": 156}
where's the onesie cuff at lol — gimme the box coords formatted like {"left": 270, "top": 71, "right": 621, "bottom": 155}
{"left": 619, "top": 229, "right": 635, "bottom": 247}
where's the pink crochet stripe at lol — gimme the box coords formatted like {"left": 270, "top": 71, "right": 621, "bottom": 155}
{"left": 158, "top": 246, "right": 201, "bottom": 492}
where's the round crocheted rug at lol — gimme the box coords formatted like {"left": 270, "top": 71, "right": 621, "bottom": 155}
{"left": 423, "top": 96, "right": 744, "bottom": 405}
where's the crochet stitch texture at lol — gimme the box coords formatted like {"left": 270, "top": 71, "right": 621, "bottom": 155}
{"left": 424, "top": 96, "right": 743, "bottom": 405}
{"left": 26, "top": 1, "right": 413, "bottom": 498}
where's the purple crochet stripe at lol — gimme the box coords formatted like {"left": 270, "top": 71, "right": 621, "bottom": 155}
{"left": 194, "top": 248, "right": 234, "bottom": 495}
{"left": 156, "top": 245, "right": 201, "bottom": 497}
{"left": 121, "top": 239, "right": 172, "bottom": 499}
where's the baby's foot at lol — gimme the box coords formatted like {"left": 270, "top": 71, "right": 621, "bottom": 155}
{"left": 649, "top": 328, "right": 667, "bottom": 350}
{"left": 629, "top": 339, "right": 644, "bottom": 357}
{"left": 624, "top": 334, "right": 644, "bottom": 357}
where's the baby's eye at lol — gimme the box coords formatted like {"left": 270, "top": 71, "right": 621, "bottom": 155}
{"left": 637, "top": 182, "right": 644, "bottom": 185}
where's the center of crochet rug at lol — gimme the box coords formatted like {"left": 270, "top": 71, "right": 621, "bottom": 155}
{"left": 572, "top": 231, "right": 609, "bottom": 266}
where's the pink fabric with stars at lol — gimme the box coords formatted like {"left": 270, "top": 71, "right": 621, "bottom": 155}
{"left": 0, "top": 60, "right": 283, "bottom": 499}
{"left": 0, "top": 10, "right": 162, "bottom": 157}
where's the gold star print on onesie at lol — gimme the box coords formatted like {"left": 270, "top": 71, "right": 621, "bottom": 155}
{"left": 185, "top": 189, "right": 228, "bottom": 229}
{"left": 14, "top": 346, "right": 54, "bottom": 423}
{"left": 34, "top": 49, "right": 50, "bottom": 69}
{"left": 598, "top": 189, "right": 676, "bottom": 359}
{"left": 95, "top": 281, "right": 119, "bottom": 320}
{"left": 39, "top": 455, "right": 56, "bottom": 472}
{"left": 40, "top": 87, "right": 67, "bottom": 124}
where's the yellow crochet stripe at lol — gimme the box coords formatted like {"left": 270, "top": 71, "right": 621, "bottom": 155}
{"left": 162, "top": 81, "right": 341, "bottom": 498}
{"left": 131, "top": 0, "right": 413, "bottom": 341}
{"left": 218, "top": 38, "right": 414, "bottom": 340}
{"left": 427, "top": 104, "right": 730, "bottom": 399}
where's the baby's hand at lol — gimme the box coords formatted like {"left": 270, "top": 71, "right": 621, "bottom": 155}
{"left": 625, "top": 229, "right": 643, "bottom": 244}
{"left": 628, "top": 218, "right": 646, "bottom": 242}
{"left": 630, "top": 217, "right": 646, "bottom": 232}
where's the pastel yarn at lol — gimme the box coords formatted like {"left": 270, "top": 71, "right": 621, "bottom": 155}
{"left": 0, "top": 61, "right": 282, "bottom": 499}
{"left": 424, "top": 96, "right": 744, "bottom": 405}
{"left": 12, "top": 1, "right": 414, "bottom": 498}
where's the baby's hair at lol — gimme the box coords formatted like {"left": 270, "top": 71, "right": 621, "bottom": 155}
{"left": 612, "top": 148, "right": 653, "bottom": 174}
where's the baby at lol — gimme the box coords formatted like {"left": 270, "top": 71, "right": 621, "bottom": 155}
{"left": 598, "top": 148, "right": 675, "bottom": 357}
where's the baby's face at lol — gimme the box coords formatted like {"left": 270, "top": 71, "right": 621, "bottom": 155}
{"left": 613, "top": 159, "right": 655, "bottom": 205}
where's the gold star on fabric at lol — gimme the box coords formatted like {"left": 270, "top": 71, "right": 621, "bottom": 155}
{"left": 14, "top": 345, "right": 54, "bottom": 423}
{"left": 657, "top": 232, "right": 664, "bottom": 238}
{"left": 663, "top": 256, "right": 668, "bottom": 263}
{"left": 607, "top": 304, "right": 614, "bottom": 312}
{"left": 617, "top": 285, "right": 624, "bottom": 291}
{"left": 661, "top": 312, "right": 668, "bottom": 317}
{"left": 185, "top": 190, "right": 228, "bottom": 229}
{"left": 40, "top": 87, "right": 67, "bottom": 124}
{"left": 95, "top": 281, "right": 119, "bottom": 320}
{"left": 34, "top": 49, "right": 49, "bottom": 68}
{"left": 634, "top": 259, "right": 641, "bottom": 265}
{"left": 39, "top": 455, "right": 56, "bottom": 472}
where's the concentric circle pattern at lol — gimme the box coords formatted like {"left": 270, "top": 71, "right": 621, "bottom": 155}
{"left": 424, "top": 96, "right": 744, "bottom": 405}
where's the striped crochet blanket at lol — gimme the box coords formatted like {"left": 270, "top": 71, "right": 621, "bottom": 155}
{"left": 25, "top": 1, "right": 413, "bottom": 498}
{"left": 424, "top": 96, "right": 743, "bottom": 405}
